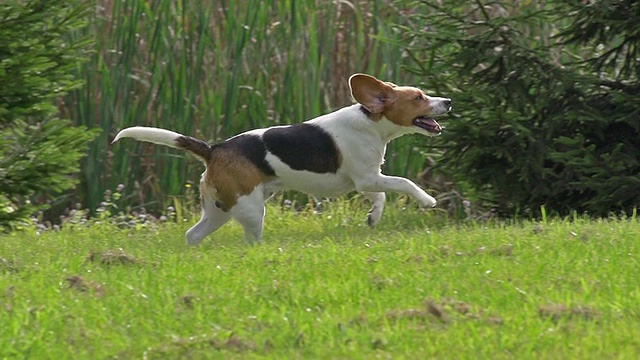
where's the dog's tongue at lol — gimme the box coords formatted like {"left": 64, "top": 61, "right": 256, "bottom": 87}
{"left": 425, "top": 118, "right": 441, "bottom": 131}
{"left": 414, "top": 117, "right": 442, "bottom": 133}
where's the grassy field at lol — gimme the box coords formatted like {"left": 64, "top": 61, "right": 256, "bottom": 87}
{"left": 1, "top": 201, "right": 639, "bottom": 359}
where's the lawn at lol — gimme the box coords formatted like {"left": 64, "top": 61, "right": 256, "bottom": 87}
{"left": 1, "top": 201, "right": 639, "bottom": 359}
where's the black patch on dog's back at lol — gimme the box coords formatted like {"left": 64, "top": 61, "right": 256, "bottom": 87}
{"left": 263, "top": 123, "right": 341, "bottom": 174}
{"left": 214, "top": 134, "right": 276, "bottom": 176}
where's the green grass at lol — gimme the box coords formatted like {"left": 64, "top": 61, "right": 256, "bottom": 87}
{"left": 1, "top": 202, "right": 639, "bottom": 359}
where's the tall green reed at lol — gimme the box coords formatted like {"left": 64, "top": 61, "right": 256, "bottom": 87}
{"left": 68, "top": 0, "right": 442, "bottom": 213}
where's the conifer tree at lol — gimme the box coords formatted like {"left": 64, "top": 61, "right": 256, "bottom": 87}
{"left": 396, "top": 0, "right": 640, "bottom": 216}
{"left": 0, "top": 0, "right": 98, "bottom": 228}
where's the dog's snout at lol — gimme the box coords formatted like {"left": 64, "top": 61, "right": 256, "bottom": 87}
{"left": 443, "top": 98, "right": 452, "bottom": 109}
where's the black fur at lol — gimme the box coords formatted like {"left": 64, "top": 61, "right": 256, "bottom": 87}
{"left": 214, "top": 134, "right": 276, "bottom": 176}
{"left": 263, "top": 123, "right": 341, "bottom": 174}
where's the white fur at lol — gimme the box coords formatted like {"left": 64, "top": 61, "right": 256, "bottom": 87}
{"left": 112, "top": 126, "right": 183, "bottom": 149}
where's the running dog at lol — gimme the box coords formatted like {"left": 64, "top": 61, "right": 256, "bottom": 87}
{"left": 113, "top": 74, "right": 452, "bottom": 245}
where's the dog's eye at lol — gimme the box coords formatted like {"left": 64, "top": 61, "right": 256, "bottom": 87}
{"left": 415, "top": 95, "right": 424, "bottom": 101}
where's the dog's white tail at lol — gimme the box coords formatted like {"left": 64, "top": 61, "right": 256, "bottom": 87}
{"left": 113, "top": 126, "right": 212, "bottom": 161}
{"left": 113, "top": 126, "right": 183, "bottom": 148}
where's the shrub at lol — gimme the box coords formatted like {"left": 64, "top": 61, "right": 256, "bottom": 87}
{"left": 0, "top": 0, "right": 98, "bottom": 228}
{"left": 394, "top": 0, "right": 640, "bottom": 216}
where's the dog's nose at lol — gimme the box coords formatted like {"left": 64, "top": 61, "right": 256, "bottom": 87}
{"left": 443, "top": 98, "right": 452, "bottom": 110}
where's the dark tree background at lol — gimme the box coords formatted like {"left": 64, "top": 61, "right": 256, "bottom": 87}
{"left": 396, "top": 0, "right": 640, "bottom": 217}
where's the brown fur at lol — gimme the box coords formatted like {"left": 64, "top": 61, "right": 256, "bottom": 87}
{"left": 175, "top": 136, "right": 212, "bottom": 162}
{"left": 203, "top": 147, "right": 273, "bottom": 211}
{"left": 382, "top": 86, "right": 435, "bottom": 127}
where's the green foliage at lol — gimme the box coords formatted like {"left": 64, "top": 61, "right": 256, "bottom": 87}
{"left": 67, "top": 0, "right": 437, "bottom": 213}
{"left": 0, "top": 0, "right": 99, "bottom": 228}
{"left": 1, "top": 204, "right": 639, "bottom": 358}
{"left": 394, "top": 0, "right": 640, "bottom": 216}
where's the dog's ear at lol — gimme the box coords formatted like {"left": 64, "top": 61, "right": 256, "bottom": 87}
{"left": 349, "top": 74, "right": 397, "bottom": 114}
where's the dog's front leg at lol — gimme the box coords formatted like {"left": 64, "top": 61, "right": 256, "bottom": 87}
{"left": 362, "top": 191, "right": 386, "bottom": 227}
{"left": 356, "top": 174, "right": 436, "bottom": 208}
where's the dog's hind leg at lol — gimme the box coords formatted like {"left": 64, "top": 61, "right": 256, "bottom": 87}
{"left": 363, "top": 192, "right": 386, "bottom": 227}
{"left": 231, "top": 186, "right": 266, "bottom": 244}
{"left": 185, "top": 196, "right": 231, "bottom": 246}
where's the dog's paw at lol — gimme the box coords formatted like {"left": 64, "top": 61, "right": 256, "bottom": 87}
{"left": 185, "top": 230, "right": 204, "bottom": 246}
{"left": 186, "top": 236, "right": 203, "bottom": 246}
{"left": 366, "top": 202, "right": 384, "bottom": 228}
{"left": 367, "top": 211, "right": 381, "bottom": 228}
{"left": 418, "top": 195, "right": 437, "bottom": 208}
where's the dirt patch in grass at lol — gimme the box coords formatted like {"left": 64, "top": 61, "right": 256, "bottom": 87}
{"left": 146, "top": 333, "right": 259, "bottom": 357}
{"left": 65, "top": 275, "right": 105, "bottom": 297}
{"left": 538, "top": 304, "right": 600, "bottom": 321}
{"left": 385, "top": 298, "right": 503, "bottom": 326}
{"left": 348, "top": 313, "right": 369, "bottom": 327}
{"left": 370, "top": 275, "right": 395, "bottom": 291}
{"left": 405, "top": 254, "right": 425, "bottom": 263}
{"left": 485, "top": 316, "right": 505, "bottom": 325}
{"left": 429, "top": 244, "right": 514, "bottom": 262}
{"left": 437, "top": 245, "right": 455, "bottom": 257}
{"left": 371, "top": 337, "right": 388, "bottom": 350}
{"left": 87, "top": 249, "right": 142, "bottom": 266}
{"left": 210, "top": 334, "right": 257, "bottom": 352}
{"left": 3, "top": 286, "right": 15, "bottom": 298}
{"left": 478, "top": 243, "right": 514, "bottom": 257}
{"left": 179, "top": 295, "right": 197, "bottom": 309}
{"left": 176, "top": 294, "right": 199, "bottom": 313}
{"left": 2, "top": 286, "right": 15, "bottom": 312}
{"left": 425, "top": 299, "right": 447, "bottom": 320}
{"left": 386, "top": 308, "right": 434, "bottom": 322}
{"left": 0, "top": 257, "right": 20, "bottom": 274}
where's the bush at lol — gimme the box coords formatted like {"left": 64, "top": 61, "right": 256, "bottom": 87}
{"left": 394, "top": 0, "right": 640, "bottom": 216}
{"left": 0, "top": 0, "right": 98, "bottom": 228}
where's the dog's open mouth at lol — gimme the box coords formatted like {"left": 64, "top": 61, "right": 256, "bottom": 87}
{"left": 413, "top": 117, "right": 442, "bottom": 134}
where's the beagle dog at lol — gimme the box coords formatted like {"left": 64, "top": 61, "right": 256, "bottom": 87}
{"left": 113, "top": 74, "right": 452, "bottom": 245}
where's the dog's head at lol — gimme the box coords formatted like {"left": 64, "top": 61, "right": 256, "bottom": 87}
{"left": 349, "top": 74, "right": 452, "bottom": 137}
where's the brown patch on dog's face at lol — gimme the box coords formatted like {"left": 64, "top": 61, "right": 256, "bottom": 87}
{"left": 382, "top": 86, "right": 441, "bottom": 128}
{"left": 203, "top": 147, "right": 271, "bottom": 211}
{"left": 349, "top": 74, "right": 451, "bottom": 135}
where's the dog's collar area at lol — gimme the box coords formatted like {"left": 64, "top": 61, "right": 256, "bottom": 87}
{"left": 359, "top": 105, "right": 372, "bottom": 117}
